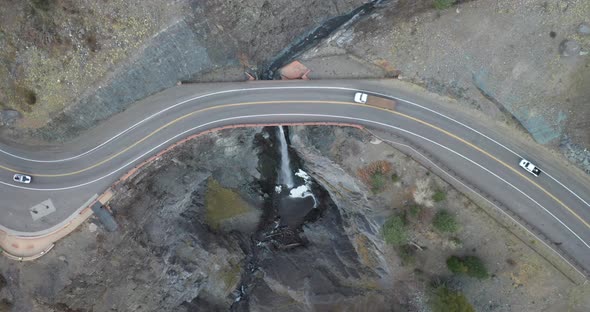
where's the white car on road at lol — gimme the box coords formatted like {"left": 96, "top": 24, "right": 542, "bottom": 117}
{"left": 354, "top": 92, "right": 368, "bottom": 104}
{"left": 519, "top": 159, "right": 541, "bottom": 177}
{"left": 13, "top": 174, "right": 32, "bottom": 184}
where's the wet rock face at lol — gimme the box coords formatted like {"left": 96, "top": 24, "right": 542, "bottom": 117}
{"left": 193, "top": 0, "right": 366, "bottom": 66}
{"left": 230, "top": 126, "right": 397, "bottom": 311}
{"left": 246, "top": 203, "right": 393, "bottom": 312}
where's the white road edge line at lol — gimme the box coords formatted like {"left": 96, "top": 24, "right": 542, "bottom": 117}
{"left": 2, "top": 86, "right": 587, "bottom": 211}
{"left": 374, "top": 135, "right": 587, "bottom": 279}
{"left": 382, "top": 138, "right": 586, "bottom": 278}
{"left": 2, "top": 113, "right": 588, "bottom": 251}
{"left": 363, "top": 88, "right": 590, "bottom": 213}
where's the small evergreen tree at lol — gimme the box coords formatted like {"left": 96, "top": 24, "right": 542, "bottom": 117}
{"left": 430, "top": 286, "right": 475, "bottom": 312}
{"left": 446, "top": 255, "right": 489, "bottom": 279}
{"left": 433, "top": 210, "right": 459, "bottom": 233}
{"left": 382, "top": 214, "right": 407, "bottom": 246}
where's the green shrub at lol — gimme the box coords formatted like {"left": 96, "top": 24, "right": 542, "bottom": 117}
{"left": 432, "top": 210, "right": 458, "bottom": 233}
{"left": 24, "top": 89, "right": 37, "bottom": 105}
{"left": 446, "top": 256, "right": 467, "bottom": 273}
{"left": 31, "top": 0, "right": 53, "bottom": 11}
{"left": 357, "top": 160, "right": 392, "bottom": 193}
{"left": 449, "top": 237, "right": 463, "bottom": 249}
{"left": 409, "top": 205, "right": 422, "bottom": 218}
{"left": 462, "top": 256, "right": 489, "bottom": 279}
{"left": 433, "top": 0, "right": 456, "bottom": 10}
{"left": 432, "top": 190, "right": 446, "bottom": 202}
{"left": 382, "top": 214, "right": 407, "bottom": 246}
{"left": 370, "top": 172, "right": 387, "bottom": 193}
{"left": 391, "top": 173, "right": 400, "bottom": 183}
{"left": 397, "top": 244, "right": 416, "bottom": 266}
{"left": 16, "top": 86, "right": 38, "bottom": 106}
{"left": 430, "top": 286, "right": 474, "bottom": 312}
{"left": 446, "top": 256, "right": 489, "bottom": 279}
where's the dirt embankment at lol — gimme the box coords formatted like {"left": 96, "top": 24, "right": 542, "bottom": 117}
{"left": 0, "top": 0, "right": 186, "bottom": 127}
{"left": 0, "top": 0, "right": 365, "bottom": 143}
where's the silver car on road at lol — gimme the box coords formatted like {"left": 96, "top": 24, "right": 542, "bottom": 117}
{"left": 13, "top": 174, "right": 32, "bottom": 184}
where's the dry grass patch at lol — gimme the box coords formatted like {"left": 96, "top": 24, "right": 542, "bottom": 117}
{"left": 413, "top": 178, "right": 434, "bottom": 207}
{"left": 357, "top": 160, "right": 393, "bottom": 193}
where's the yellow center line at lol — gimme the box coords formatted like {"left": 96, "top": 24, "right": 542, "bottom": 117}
{"left": 2, "top": 101, "right": 349, "bottom": 177}
{"left": 386, "top": 109, "right": 590, "bottom": 230}
{"left": 3, "top": 99, "right": 589, "bottom": 229}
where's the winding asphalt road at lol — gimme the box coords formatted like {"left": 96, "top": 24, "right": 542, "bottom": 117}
{"left": 1, "top": 80, "right": 589, "bottom": 278}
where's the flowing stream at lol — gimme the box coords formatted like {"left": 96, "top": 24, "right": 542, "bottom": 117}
{"left": 260, "top": 0, "right": 382, "bottom": 79}
{"left": 231, "top": 126, "right": 329, "bottom": 309}
{"left": 277, "top": 126, "right": 294, "bottom": 188}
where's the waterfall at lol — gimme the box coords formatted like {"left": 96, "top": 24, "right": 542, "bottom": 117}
{"left": 277, "top": 126, "right": 294, "bottom": 188}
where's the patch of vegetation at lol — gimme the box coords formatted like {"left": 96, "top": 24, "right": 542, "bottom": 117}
{"left": 30, "top": 0, "right": 54, "bottom": 12}
{"left": 16, "top": 86, "right": 37, "bottom": 106}
{"left": 432, "top": 190, "right": 446, "bottom": 202}
{"left": 0, "top": 298, "right": 13, "bottom": 311}
{"left": 449, "top": 237, "right": 463, "bottom": 249}
{"left": 408, "top": 205, "right": 422, "bottom": 218}
{"left": 355, "top": 234, "right": 376, "bottom": 266}
{"left": 85, "top": 33, "right": 100, "bottom": 52}
{"left": 397, "top": 244, "right": 416, "bottom": 266}
{"left": 430, "top": 286, "right": 474, "bottom": 312}
{"left": 24, "top": 89, "right": 37, "bottom": 105}
{"left": 446, "top": 256, "right": 466, "bottom": 274}
{"left": 357, "top": 160, "right": 392, "bottom": 193}
{"left": 391, "top": 173, "right": 400, "bottom": 183}
{"left": 382, "top": 214, "right": 407, "bottom": 246}
{"left": 433, "top": 0, "right": 456, "bottom": 10}
{"left": 432, "top": 210, "right": 459, "bottom": 233}
{"left": 220, "top": 262, "right": 242, "bottom": 292}
{"left": 205, "top": 179, "right": 250, "bottom": 230}
{"left": 446, "top": 255, "right": 489, "bottom": 279}
{"left": 353, "top": 279, "right": 381, "bottom": 291}
{"left": 370, "top": 172, "right": 387, "bottom": 193}
{"left": 0, "top": 273, "right": 6, "bottom": 290}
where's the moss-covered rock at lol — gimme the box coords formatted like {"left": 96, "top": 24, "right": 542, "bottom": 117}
{"left": 205, "top": 179, "right": 252, "bottom": 230}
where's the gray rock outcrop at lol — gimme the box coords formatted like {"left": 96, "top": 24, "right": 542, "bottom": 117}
{"left": 0, "top": 110, "right": 20, "bottom": 126}
{"left": 559, "top": 39, "right": 582, "bottom": 57}
{"left": 578, "top": 22, "right": 590, "bottom": 36}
